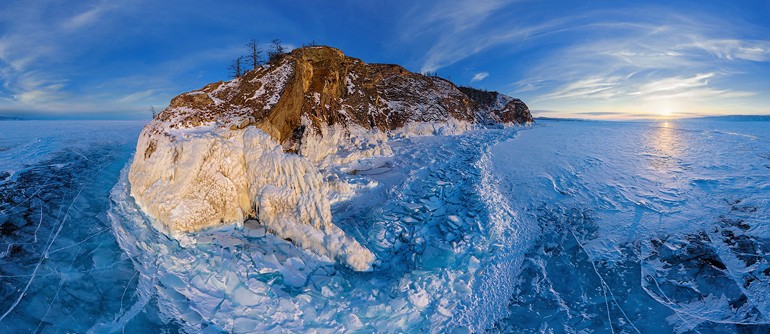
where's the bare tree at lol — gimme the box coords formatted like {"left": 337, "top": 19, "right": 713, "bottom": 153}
{"left": 229, "top": 56, "right": 245, "bottom": 78}
{"left": 246, "top": 38, "right": 263, "bottom": 70}
{"left": 149, "top": 105, "right": 157, "bottom": 118}
{"left": 267, "top": 39, "right": 285, "bottom": 63}
{"left": 272, "top": 39, "right": 285, "bottom": 54}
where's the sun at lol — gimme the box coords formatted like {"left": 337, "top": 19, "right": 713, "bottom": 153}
{"left": 655, "top": 100, "right": 678, "bottom": 119}
{"left": 659, "top": 105, "right": 672, "bottom": 118}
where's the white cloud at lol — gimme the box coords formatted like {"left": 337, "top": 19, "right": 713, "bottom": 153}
{"left": 534, "top": 74, "right": 640, "bottom": 102}
{"left": 417, "top": 19, "right": 564, "bottom": 73}
{"left": 637, "top": 73, "right": 714, "bottom": 95}
{"left": 686, "top": 39, "right": 770, "bottom": 62}
{"left": 407, "top": 0, "right": 512, "bottom": 34}
{"left": 511, "top": 13, "right": 770, "bottom": 117}
{"left": 0, "top": 0, "right": 189, "bottom": 115}
{"left": 471, "top": 72, "right": 489, "bottom": 82}
{"left": 62, "top": 6, "right": 105, "bottom": 30}
{"left": 535, "top": 71, "right": 754, "bottom": 102}
{"left": 401, "top": 0, "right": 536, "bottom": 72}
{"left": 118, "top": 89, "right": 160, "bottom": 104}
{"left": 397, "top": 2, "right": 770, "bottom": 116}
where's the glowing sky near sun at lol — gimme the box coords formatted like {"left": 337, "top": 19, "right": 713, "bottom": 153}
{"left": 0, "top": 0, "right": 768, "bottom": 119}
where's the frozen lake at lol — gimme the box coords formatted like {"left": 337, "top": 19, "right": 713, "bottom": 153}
{"left": 492, "top": 119, "right": 770, "bottom": 333}
{"left": 1, "top": 118, "right": 768, "bottom": 332}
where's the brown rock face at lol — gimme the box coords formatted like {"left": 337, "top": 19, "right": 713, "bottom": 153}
{"left": 458, "top": 86, "right": 534, "bottom": 124}
{"left": 157, "top": 46, "right": 531, "bottom": 145}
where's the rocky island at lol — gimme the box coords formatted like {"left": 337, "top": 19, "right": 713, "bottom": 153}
{"left": 128, "top": 45, "right": 531, "bottom": 271}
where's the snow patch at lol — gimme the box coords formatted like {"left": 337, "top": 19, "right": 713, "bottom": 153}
{"left": 391, "top": 118, "right": 475, "bottom": 138}
{"left": 247, "top": 62, "right": 294, "bottom": 110}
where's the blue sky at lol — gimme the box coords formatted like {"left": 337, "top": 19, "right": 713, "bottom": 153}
{"left": 1, "top": 0, "right": 769, "bottom": 119}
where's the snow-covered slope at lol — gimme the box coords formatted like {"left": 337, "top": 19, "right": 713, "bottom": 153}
{"left": 128, "top": 46, "right": 531, "bottom": 271}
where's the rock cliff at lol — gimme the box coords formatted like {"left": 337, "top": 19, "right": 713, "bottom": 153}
{"left": 149, "top": 46, "right": 530, "bottom": 149}
{"left": 128, "top": 45, "right": 531, "bottom": 271}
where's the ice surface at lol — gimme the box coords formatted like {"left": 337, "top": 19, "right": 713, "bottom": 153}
{"left": 490, "top": 119, "right": 770, "bottom": 333}
{"left": 0, "top": 121, "right": 178, "bottom": 333}
{"left": 2, "top": 118, "right": 769, "bottom": 333}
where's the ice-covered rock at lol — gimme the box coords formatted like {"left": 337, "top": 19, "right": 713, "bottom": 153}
{"left": 129, "top": 125, "right": 375, "bottom": 270}
{"left": 128, "top": 45, "right": 531, "bottom": 271}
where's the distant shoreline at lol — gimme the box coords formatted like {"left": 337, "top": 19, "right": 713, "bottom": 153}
{"left": 535, "top": 114, "right": 770, "bottom": 122}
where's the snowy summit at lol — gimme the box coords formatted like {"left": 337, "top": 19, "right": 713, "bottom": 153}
{"left": 127, "top": 45, "right": 532, "bottom": 271}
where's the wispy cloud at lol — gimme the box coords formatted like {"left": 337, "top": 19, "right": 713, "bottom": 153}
{"left": 0, "top": 1, "right": 116, "bottom": 113}
{"left": 536, "top": 76, "right": 625, "bottom": 101}
{"left": 397, "top": 1, "right": 770, "bottom": 117}
{"left": 401, "top": 0, "right": 539, "bottom": 72}
{"left": 576, "top": 111, "right": 626, "bottom": 116}
{"left": 0, "top": 0, "right": 243, "bottom": 116}
{"left": 62, "top": 5, "right": 107, "bottom": 30}
{"left": 14, "top": 72, "right": 69, "bottom": 104}
{"left": 1, "top": 1, "right": 768, "bottom": 119}
{"left": 471, "top": 72, "right": 489, "bottom": 82}
{"left": 511, "top": 11, "right": 770, "bottom": 116}
{"left": 638, "top": 73, "right": 716, "bottom": 95}
{"left": 537, "top": 72, "right": 754, "bottom": 103}
{"left": 687, "top": 39, "right": 770, "bottom": 62}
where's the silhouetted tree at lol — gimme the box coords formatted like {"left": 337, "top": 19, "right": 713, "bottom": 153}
{"left": 229, "top": 56, "right": 245, "bottom": 78}
{"left": 246, "top": 38, "right": 263, "bottom": 70}
{"left": 267, "top": 39, "right": 285, "bottom": 63}
{"left": 149, "top": 105, "right": 157, "bottom": 118}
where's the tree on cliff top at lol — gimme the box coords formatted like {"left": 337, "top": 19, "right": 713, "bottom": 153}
{"left": 267, "top": 39, "right": 285, "bottom": 63}
{"left": 228, "top": 56, "right": 245, "bottom": 78}
{"left": 246, "top": 38, "right": 263, "bottom": 70}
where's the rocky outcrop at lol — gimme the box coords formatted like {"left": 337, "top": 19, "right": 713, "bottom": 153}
{"left": 128, "top": 45, "right": 531, "bottom": 271}
{"left": 458, "top": 86, "right": 533, "bottom": 125}
{"left": 149, "top": 46, "right": 530, "bottom": 151}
